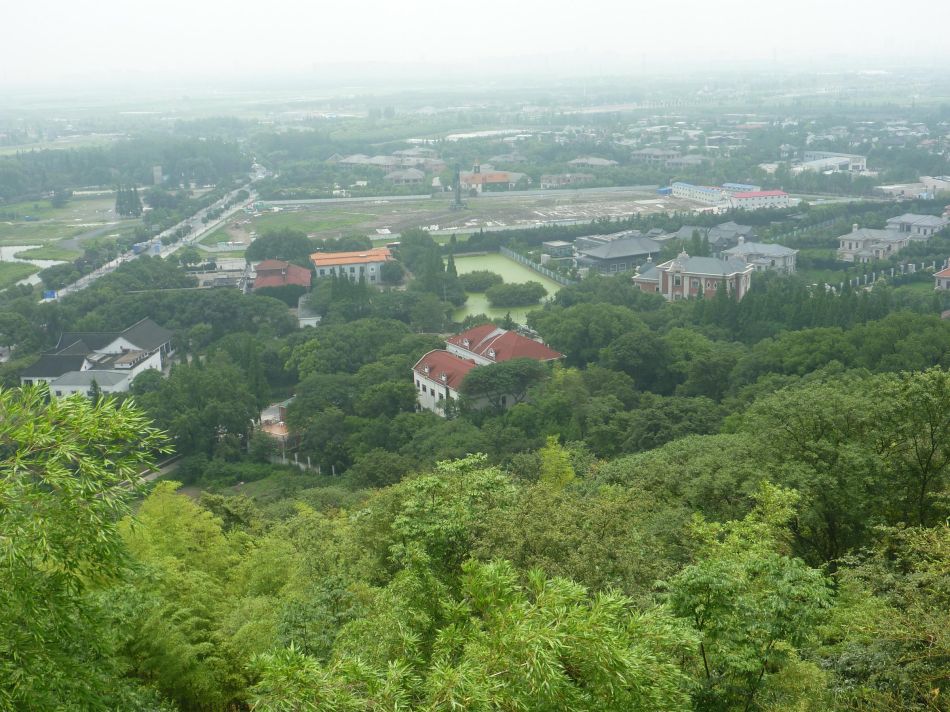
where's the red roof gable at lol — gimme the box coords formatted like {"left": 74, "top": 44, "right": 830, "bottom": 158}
{"left": 935, "top": 266, "right": 950, "bottom": 278}
{"left": 253, "top": 260, "right": 312, "bottom": 290}
{"left": 412, "top": 350, "right": 476, "bottom": 389}
{"left": 256, "top": 259, "right": 292, "bottom": 271}
{"left": 447, "top": 324, "right": 563, "bottom": 363}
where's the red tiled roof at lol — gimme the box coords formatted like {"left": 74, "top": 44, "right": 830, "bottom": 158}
{"left": 447, "top": 324, "right": 563, "bottom": 363}
{"left": 733, "top": 190, "right": 788, "bottom": 198}
{"left": 935, "top": 266, "right": 950, "bottom": 278}
{"left": 310, "top": 247, "right": 393, "bottom": 268}
{"left": 256, "top": 259, "right": 292, "bottom": 271}
{"left": 253, "top": 261, "right": 312, "bottom": 290}
{"left": 412, "top": 350, "right": 477, "bottom": 389}
{"left": 462, "top": 172, "right": 517, "bottom": 184}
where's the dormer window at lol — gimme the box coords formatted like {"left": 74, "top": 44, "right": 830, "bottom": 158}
{"left": 462, "top": 339, "right": 470, "bottom": 347}
{"left": 440, "top": 372, "right": 448, "bottom": 383}
{"left": 423, "top": 365, "right": 430, "bottom": 375}
{"left": 487, "top": 348, "right": 496, "bottom": 359}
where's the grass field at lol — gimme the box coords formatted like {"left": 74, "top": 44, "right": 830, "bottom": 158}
{"left": 0, "top": 262, "right": 39, "bottom": 289}
{"left": 0, "top": 195, "right": 131, "bottom": 245}
{"left": 13, "top": 244, "right": 82, "bottom": 260}
{"left": 894, "top": 280, "right": 937, "bottom": 294}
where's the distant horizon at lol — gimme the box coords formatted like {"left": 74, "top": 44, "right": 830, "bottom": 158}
{"left": 4, "top": 0, "right": 950, "bottom": 94}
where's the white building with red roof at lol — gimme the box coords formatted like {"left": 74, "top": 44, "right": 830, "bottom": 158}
{"left": 446, "top": 325, "right": 562, "bottom": 366}
{"left": 412, "top": 326, "right": 563, "bottom": 416}
{"left": 935, "top": 262, "right": 950, "bottom": 291}
{"left": 728, "top": 190, "right": 790, "bottom": 210}
{"left": 412, "top": 350, "right": 477, "bottom": 416}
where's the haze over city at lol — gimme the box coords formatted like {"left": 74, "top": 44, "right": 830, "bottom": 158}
{"left": 5, "top": 0, "right": 950, "bottom": 89}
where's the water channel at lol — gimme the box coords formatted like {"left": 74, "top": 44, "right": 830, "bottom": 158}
{"left": 0, "top": 245, "right": 66, "bottom": 286}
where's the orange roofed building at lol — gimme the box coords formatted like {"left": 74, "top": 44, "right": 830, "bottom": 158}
{"left": 459, "top": 162, "right": 528, "bottom": 193}
{"left": 310, "top": 247, "right": 393, "bottom": 283}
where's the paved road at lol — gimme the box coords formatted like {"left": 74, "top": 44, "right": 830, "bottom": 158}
{"left": 51, "top": 182, "right": 257, "bottom": 300}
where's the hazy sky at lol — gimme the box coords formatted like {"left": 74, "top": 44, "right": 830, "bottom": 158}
{"left": 4, "top": 0, "right": 950, "bottom": 87}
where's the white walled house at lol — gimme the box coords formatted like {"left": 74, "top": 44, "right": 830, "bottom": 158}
{"left": 935, "top": 264, "right": 950, "bottom": 291}
{"left": 48, "top": 371, "right": 132, "bottom": 398}
{"left": 412, "top": 350, "right": 477, "bottom": 416}
{"left": 20, "top": 318, "right": 173, "bottom": 394}
{"left": 885, "top": 213, "right": 949, "bottom": 240}
{"left": 837, "top": 225, "right": 910, "bottom": 262}
{"left": 310, "top": 247, "right": 393, "bottom": 283}
{"left": 723, "top": 239, "right": 798, "bottom": 273}
{"left": 414, "top": 326, "right": 563, "bottom": 417}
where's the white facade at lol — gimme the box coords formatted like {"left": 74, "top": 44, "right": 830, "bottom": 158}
{"left": 728, "top": 192, "right": 790, "bottom": 210}
{"left": 312, "top": 260, "right": 388, "bottom": 283}
{"left": 801, "top": 151, "right": 867, "bottom": 171}
{"left": 49, "top": 372, "right": 132, "bottom": 398}
{"left": 723, "top": 241, "right": 798, "bottom": 273}
{"left": 837, "top": 225, "right": 910, "bottom": 263}
{"left": 414, "top": 370, "right": 458, "bottom": 415}
{"left": 671, "top": 182, "right": 729, "bottom": 205}
{"left": 885, "top": 213, "right": 949, "bottom": 239}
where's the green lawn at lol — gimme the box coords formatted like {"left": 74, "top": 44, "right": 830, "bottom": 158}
{"left": 199, "top": 228, "right": 231, "bottom": 246}
{"left": 893, "top": 280, "right": 937, "bottom": 294}
{"left": 252, "top": 209, "right": 375, "bottom": 234}
{"left": 0, "top": 262, "right": 39, "bottom": 289}
{"left": 13, "top": 245, "right": 81, "bottom": 261}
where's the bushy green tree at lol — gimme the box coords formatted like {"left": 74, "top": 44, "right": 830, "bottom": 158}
{"left": 0, "top": 385, "right": 170, "bottom": 709}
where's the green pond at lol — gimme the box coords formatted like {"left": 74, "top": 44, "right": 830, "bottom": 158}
{"left": 449, "top": 253, "right": 563, "bottom": 325}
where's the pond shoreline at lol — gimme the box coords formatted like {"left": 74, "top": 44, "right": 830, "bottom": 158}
{"left": 448, "top": 252, "right": 562, "bottom": 325}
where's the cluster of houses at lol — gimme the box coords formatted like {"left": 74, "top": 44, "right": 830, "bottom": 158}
{"left": 542, "top": 220, "right": 798, "bottom": 293}
{"left": 332, "top": 148, "right": 446, "bottom": 184}
{"left": 19, "top": 318, "right": 173, "bottom": 397}
{"left": 539, "top": 207, "right": 950, "bottom": 296}
{"left": 837, "top": 213, "right": 949, "bottom": 263}
{"left": 412, "top": 324, "right": 563, "bottom": 416}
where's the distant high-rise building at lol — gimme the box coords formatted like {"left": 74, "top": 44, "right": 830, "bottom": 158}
{"left": 152, "top": 165, "right": 162, "bottom": 185}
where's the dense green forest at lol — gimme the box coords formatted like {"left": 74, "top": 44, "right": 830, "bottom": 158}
{"left": 2, "top": 232, "right": 949, "bottom": 709}
{"left": 0, "top": 136, "right": 249, "bottom": 203}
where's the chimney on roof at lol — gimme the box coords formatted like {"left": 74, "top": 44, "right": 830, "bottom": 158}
{"left": 853, "top": 223, "right": 859, "bottom": 232}
{"left": 473, "top": 160, "right": 481, "bottom": 174}
{"left": 738, "top": 235, "right": 745, "bottom": 244}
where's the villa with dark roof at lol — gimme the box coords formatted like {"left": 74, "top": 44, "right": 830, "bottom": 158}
{"left": 885, "top": 213, "right": 949, "bottom": 239}
{"left": 633, "top": 252, "right": 753, "bottom": 301}
{"left": 574, "top": 234, "right": 661, "bottom": 275}
{"left": 723, "top": 238, "right": 798, "bottom": 273}
{"left": 20, "top": 318, "right": 173, "bottom": 397}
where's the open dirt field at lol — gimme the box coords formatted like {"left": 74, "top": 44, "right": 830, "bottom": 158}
{"left": 200, "top": 187, "right": 694, "bottom": 249}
